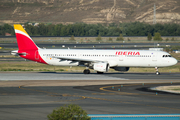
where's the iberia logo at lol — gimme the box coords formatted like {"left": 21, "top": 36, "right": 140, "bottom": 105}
{"left": 116, "top": 51, "right": 140, "bottom": 55}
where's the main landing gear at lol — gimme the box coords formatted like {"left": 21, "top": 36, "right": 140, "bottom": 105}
{"left": 83, "top": 69, "right": 90, "bottom": 74}
{"left": 155, "top": 67, "right": 160, "bottom": 75}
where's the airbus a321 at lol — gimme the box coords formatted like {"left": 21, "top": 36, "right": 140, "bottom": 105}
{"left": 11, "top": 24, "right": 178, "bottom": 75}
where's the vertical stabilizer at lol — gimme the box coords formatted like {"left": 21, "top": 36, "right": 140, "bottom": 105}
{"left": 14, "top": 24, "right": 39, "bottom": 50}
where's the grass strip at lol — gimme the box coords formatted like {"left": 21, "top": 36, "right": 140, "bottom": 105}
{"left": 0, "top": 61, "right": 179, "bottom": 73}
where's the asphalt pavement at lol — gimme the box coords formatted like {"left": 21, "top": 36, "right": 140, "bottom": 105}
{"left": 0, "top": 81, "right": 180, "bottom": 120}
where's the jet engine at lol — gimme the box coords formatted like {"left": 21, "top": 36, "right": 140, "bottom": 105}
{"left": 112, "top": 67, "right": 129, "bottom": 72}
{"left": 93, "top": 62, "right": 109, "bottom": 72}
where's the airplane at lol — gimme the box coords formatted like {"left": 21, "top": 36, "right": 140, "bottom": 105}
{"left": 11, "top": 24, "right": 178, "bottom": 75}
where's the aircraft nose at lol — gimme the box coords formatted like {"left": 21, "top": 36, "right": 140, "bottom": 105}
{"left": 171, "top": 58, "right": 178, "bottom": 65}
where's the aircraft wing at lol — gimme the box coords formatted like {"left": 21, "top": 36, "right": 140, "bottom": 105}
{"left": 52, "top": 56, "right": 105, "bottom": 63}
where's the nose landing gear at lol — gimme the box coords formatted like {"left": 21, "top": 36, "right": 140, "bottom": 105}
{"left": 155, "top": 67, "right": 160, "bottom": 75}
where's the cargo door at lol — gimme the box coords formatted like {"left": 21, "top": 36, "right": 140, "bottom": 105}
{"left": 119, "top": 55, "right": 123, "bottom": 61}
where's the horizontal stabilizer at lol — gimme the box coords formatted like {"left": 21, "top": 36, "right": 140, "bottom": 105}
{"left": 11, "top": 50, "right": 26, "bottom": 56}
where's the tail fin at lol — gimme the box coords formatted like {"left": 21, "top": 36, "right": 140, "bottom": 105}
{"left": 14, "top": 24, "right": 39, "bottom": 50}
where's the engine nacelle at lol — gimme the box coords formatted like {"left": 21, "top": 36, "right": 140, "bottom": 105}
{"left": 93, "top": 62, "right": 109, "bottom": 72}
{"left": 112, "top": 67, "right": 129, "bottom": 72}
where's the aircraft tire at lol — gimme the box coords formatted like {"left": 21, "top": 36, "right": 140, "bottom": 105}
{"left": 156, "top": 71, "right": 160, "bottom": 75}
{"left": 83, "top": 69, "right": 90, "bottom": 74}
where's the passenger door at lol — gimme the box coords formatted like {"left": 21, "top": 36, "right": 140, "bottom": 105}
{"left": 35, "top": 50, "right": 39, "bottom": 60}
{"left": 152, "top": 53, "right": 157, "bottom": 61}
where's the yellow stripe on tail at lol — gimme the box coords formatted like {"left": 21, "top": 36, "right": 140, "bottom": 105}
{"left": 14, "top": 24, "right": 28, "bottom": 35}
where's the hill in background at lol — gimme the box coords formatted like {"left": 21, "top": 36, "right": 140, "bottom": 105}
{"left": 1, "top": 0, "right": 180, "bottom": 25}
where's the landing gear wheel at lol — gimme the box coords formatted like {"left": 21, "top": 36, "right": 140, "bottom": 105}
{"left": 83, "top": 69, "right": 90, "bottom": 74}
{"left": 156, "top": 71, "right": 160, "bottom": 75}
{"left": 97, "top": 71, "right": 104, "bottom": 74}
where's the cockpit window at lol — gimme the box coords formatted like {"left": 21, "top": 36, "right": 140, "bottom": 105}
{"left": 162, "top": 55, "right": 171, "bottom": 57}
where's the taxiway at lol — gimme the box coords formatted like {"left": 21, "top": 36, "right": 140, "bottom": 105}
{"left": 0, "top": 72, "right": 180, "bottom": 120}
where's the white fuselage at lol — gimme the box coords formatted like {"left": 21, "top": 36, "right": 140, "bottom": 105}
{"left": 39, "top": 49, "right": 177, "bottom": 68}
{"left": 13, "top": 24, "right": 178, "bottom": 74}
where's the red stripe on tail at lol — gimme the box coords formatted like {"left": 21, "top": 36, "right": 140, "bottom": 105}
{"left": 16, "top": 33, "right": 38, "bottom": 50}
